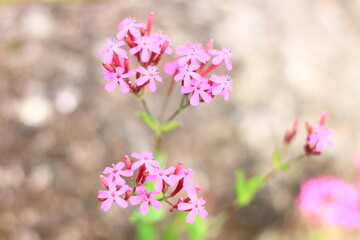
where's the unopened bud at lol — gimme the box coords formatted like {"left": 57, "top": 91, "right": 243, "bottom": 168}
{"left": 124, "top": 155, "right": 132, "bottom": 169}
{"left": 100, "top": 175, "right": 109, "bottom": 189}
{"left": 174, "top": 161, "right": 183, "bottom": 175}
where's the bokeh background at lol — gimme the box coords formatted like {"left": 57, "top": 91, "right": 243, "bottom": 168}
{"left": 1, "top": 0, "right": 360, "bottom": 239}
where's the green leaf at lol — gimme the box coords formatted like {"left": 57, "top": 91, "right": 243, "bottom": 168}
{"left": 163, "top": 212, "right": 186, "bottom": 240}
{"left": 235, "top": 170, "right": 264, "bottom": 206}
{"left": 136, "top": 222, "right": 156, "bottom": 240}
{"left": 162, "top": 121, "right": 181, "bottom": 132}
{"left": 186, "top": 215, "right": 207, "bottom": 240}
{"left": 154, "top": 151, "right": 166, "bottom": 167}
{"left": 130, "top": 205, "right": 165, "bottom": 224}
{"left": 272, "top": 149, "right": 291, "bottom": 171}
{"left": 136, "top": 111, "right": 161, "bottom": 134}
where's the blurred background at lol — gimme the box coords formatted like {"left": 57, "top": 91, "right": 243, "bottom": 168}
{"left": 1, "top": 0, "right": 360, "bottom": 239}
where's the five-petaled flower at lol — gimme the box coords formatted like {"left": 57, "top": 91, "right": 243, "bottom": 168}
{"left": 308, "top": 125, "right": 335, "bottom": 152}
{"left": 181, "top": 78, "right": 212, "bottom": 106}
{"left": 129, "top": 36, "right": 161, "bottom": 63}
{"left": 130, "top": 151, "right": 160, "bottom": 171}
{"left": 146, "top": 167, "right": 177, "bottom": 192}
{"left": 178, "top": 189, "right": 208, "bottom": 224}
{"left": 98, "top": 38, "right": 127, "bottom": 64}
{"left": 136, "top": 66, "right": 163, "bottom": 92}
{"left": 129, "top": 185, "right": 162, "bottom": 215}
{"left": 104, "top": 67, "right": 136, "bottom": 93}
{"left": 116, "top": 17, "right": 147, "bottom": 40}
{"left": 103, "top": 161, "right": 133, "bottom": 186}
{"left": 208, "top": 47, "right": 233, "bottom": 71}
{"left": 98, "top": 182, "right": 131, "bottom": 212}
{"left": 209, "top": 75, "right": 233, "bottom": 101}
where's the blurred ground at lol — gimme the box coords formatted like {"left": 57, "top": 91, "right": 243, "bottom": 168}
{"left": 1, "top": 0, "right": 360, "bottom": 239}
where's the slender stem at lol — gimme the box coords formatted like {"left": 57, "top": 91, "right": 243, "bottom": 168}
{"left": 166, "top": 95, "right": 189, "bottom": 123}
{"left": 208, "top": 153, "right": 307, "bottom": 236}
{"left": 155, "top": 135, "right": 162, "bottom": 153}
{"left": 139, "top": 95, "right": 153, "bottom": 119}
{"left": 159, "top": 79, "right": 176, "bottom": 123}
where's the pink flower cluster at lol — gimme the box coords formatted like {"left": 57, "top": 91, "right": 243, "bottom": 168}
{"left": 98, "top": 151, "right": 208, "bottom": 224}
{"left": 297, "top": 176, "right": 360, "bottom": 229}
{"left": 98, "top": 12, "right": 234, "bottom": 106}
{"left": 165, "top": 42, "right": 234, "bottom": 106}
{"left": 283, "top": 112, "right": 335, "bottom": 155}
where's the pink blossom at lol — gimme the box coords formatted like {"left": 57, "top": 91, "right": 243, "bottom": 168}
{"left": 129, "top": 185, "right": 162, "bottom": 214}
{"left": 136, "top": 66, "right": 163, "bottom": 92}
{"left": 297, "top": 177, "right": 360, "bottom": 229}
{"left": 103, "top": 161, "right": 133, "bottom": 186}
{"left": 150, "top": 32, "right": 172, "bottom": 55}
{"left": 178, "top": 189, "right": 208, "bottom": 224}
{"left": 177, "top": 168, "right": 199, "bottom": 192}
{"left": 308, "top": 125, "right": 335, "bottom": 152}
{"left": 98, "top": 38, "right": 127, "bottom": 64}
{"left": 174, "top": 63, "right": 201, "bottom": 87}
{"left": 146, "top": 167, "right": 176, "bottom": 192}
{"left": 105, "top": 67, "right": 135, "bottom": 93}
{"left": 129, "top": 36, "right": 161, "bottom": 62}
{"left": 181, "top": 78, "right": 212, "bottom": 106}
{"left": 116, "top": 17, "right": 147, "bottom": 40}
{"left": 176, "top": 43, "right": 210, "bottom": 65}
{"left": 208, "top": 47, "right": 233, "bottom": 71}
{"left": 209, "top": 75, "right": 233, "bottom": 101}
{"left": 98, "top": 182, "right": 130, "bottom": 212}
{"left": 130, "top": 151, "right": 160, "bottom": 171}
{"left": 164, "top": 60, "right": 179, "bottom": 75}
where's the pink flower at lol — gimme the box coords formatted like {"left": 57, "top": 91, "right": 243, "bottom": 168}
{"left": 209, "top": 75, "right": 233, "bottom": 101}
{"left": 103, "top": 161, "right": 133, "bottom": 186}
{"left": 164, "top": 60, "right": 179, "bottom": 75}
{"left": 105, "top": 67, "right": 136, "bottom": 93}
{"left": 297, "top": 177, "right": 360, "bottom": 229}
{"left": 98, "top": 182, "right": 131, "bottom": 212}
{"left": 150, "top": 32, "right": 172, "bottom": 55}
{"left": 174, "top": 63, "right": 201, "bottom": 87}
{"left": 129, "top": 36, "right": 161, "bottom": 63}
{"left": 308, "top": 125, "right": 335, "bottom": 152}
{"left": 176, "top": 43, "right": 210, "bottom": 65}
{"left": 116, "top": 17, "right": 147, "bottom": 40}
{"left": 98, "top": 38, "right": 127, "bottom": 64}
{"left": 208, "top": 47, "right": 233, "bottom": 71}
{"left": 130, "top": 151, "right": 160, "bottom": 171}
{"left": 178, "top": 189, "right": 208, "bottom": 224}
{"left": 178, "top": 168, "right": 199, "bottom": 192}
{"left": 136, "top": 66, "right": 163, "bottom": 92}
{"left": 129, "top": 185, "right": 162, "bottom": 214}
{"left": 181, "top": 78, "right": 212, "bottom": 106}
{"left": 146, "top": 167, "right": 176, "bottom": 192}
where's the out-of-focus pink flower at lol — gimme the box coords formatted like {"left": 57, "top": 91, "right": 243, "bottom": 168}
{"left": 208, "top": 47, "right": 233, "bottom": 71}
{"left": 105, "top": 67, "right": 135, "bottom": 93}
{"left": 103, "top": 162, "right": 133, "bottom": 186}
{"left": 164, "top": 60, "right": 179, "bottom": 75}
{"left": 308, "top": 125, "right": 335, "bottom": 152}
{"left": 178, "top": 189, "right": 208, "bottom": 224}
{"left": 297, "top": 176, "right": 360, "bottom": 229}
{"left": 176, "top": 43, "right": 210, "bottom": 65}
{"left": 130, "top": 151, "right": 160, "bottom": 171}
{"left": 136, "top": 66, "right": 163, "bottom": 92}
{"left": 129, "top": 185, "right": 162, "bottom": 214}
{"left": 146, "top": 167, "right": 176, "bottom": 192}
{"left": 181, "top": 78, "right": 212, "bottom": 106}
{"left": 150, "top": 32, "right": 172, "bottom": 55}
{"left": 116, "top": 17, "right": 147, "bottom": 40}
{"left": 177, "top": 168, "right": 199, "bottom": 192}
{"left": 209, "top": 75, "right": 233, "bottom": 101}
{"left": 98, "top": 182, "right": 130, "bottom": 211}
{"left": 174, "top": 63, "right": 201, "bottom": 87}
{"left": 98, "top": 38, "right": 127, "bottom": 64}
{"left": 129, "top": 36, "right": 160, "bottom": 63}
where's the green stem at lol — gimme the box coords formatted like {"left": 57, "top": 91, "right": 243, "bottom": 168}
{"left": 166, "top": 95, "right": 189, "bottom": 123}
{"left": 208, "top": 153, "right": 307, "bottom": 236}
{"left": 159, "top": 79, "right": 176, "bottom": 123}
